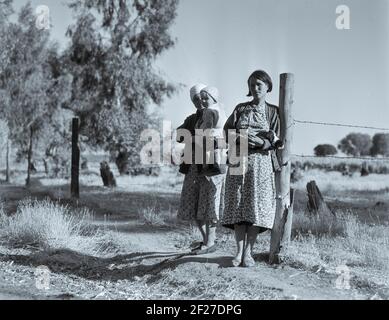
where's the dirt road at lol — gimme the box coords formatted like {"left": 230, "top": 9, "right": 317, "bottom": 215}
{"left": 0, "top": 183, "right": 386, "bottom": 300}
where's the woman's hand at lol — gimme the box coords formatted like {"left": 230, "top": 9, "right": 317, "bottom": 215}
{"left": 247, "top": 130, "right": 265, "bottom": 148}
{"left": 259, "top": 139, "right": 273, "bottom": 151}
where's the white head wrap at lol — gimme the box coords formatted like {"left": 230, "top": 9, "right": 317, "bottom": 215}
{"left": 190, "top": 83, "right": 207, "bottom": 101}
{"left": 201, "top": 86, "right": 219, "bottom": 103}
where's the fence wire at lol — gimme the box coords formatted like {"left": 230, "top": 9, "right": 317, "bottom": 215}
{"left": 294, "top": 119, "right": 389, "bottom": 132}
{"left": 291, "top": 118, "right": 389, "bottom": 161}
{"left": 292, "top": 154, "right": 389, "bottom": 162}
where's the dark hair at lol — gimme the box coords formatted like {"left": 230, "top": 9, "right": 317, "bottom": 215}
{"left": 247, "top": 70, "right": 273, "bottom": 96}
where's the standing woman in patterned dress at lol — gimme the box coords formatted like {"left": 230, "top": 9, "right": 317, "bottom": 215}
{"left": 177, "top": 84, "right": 225, "bottom": 254}
{"left": 221, "top": 70, "right": 282, "bottom": 267}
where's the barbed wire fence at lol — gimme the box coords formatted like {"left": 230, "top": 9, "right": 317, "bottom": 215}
{"left": 282, "top": 118, "right": 389, "bottom": 249}
{"left": 71, "top": 116, "right": 389, "bottom": 193}
{"left": 294, "top": 119, "right": 389, "bottom": 132}
{"left": 292, "top": 118, "right": 389, "bottom": 161}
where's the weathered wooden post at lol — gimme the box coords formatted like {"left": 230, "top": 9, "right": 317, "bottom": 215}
{"left": 306, "top": 180, "right": 335, "bottom": 217}
{"left": 71, "top": 118, "right": 80, "bottom": 199}
{"left": 6, "top": 139, "right": 10, "bottom": 183}
{"left": 361, "top": 161, "right": 369, "bottom": 177}
{"left": 269, "top": 73, "right": 295, "bottom": 265}
{"left": 100, "top": 161, "right": 117, "bottom": 188}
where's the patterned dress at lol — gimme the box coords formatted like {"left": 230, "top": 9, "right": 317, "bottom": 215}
{"left": 177, "top": 108, "right": 226, "bottom": 223}
{"left": 178, "top": 164, "right": 225, "bottom": 223}
{"left": 221, "top": 102, "right": 277, "bottom": 230}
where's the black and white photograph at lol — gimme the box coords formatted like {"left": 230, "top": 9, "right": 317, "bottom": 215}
{"left": 0, "top": 0, "right": 388, "bottom": 303}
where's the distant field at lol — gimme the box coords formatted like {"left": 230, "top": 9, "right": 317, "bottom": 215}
{"left": 292, "top": 155, "right": 389, "bottom": 175}
{"left": 2, "top": 153, "right": 389, "bottom": 194}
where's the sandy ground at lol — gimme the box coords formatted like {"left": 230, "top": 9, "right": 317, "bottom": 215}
{"left": 0, "top": 181, "right": 388, "bottom": 300}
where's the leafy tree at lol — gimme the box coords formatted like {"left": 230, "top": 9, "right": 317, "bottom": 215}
{"left": 63, "top": 0, "right": 178, "bottom": 174}
{"left": 0, "top": 3, "right": 71, "bottom": 185}
{"left": 0, "top": 0, "right": 13, "bottom": 183}
{"left": 338, "top": 133, "right": 372, "bottom": 156}
{"left": 370, "top": 133, "right": 389, "bottom": 156}
{"left": 0, "top": 0, "right": 13, "bottom": 93}
{"left": 0, "top": 0, "right": 13, "bottom": 29}
{"left": 314, "top": 144, "right": 338, "bottom": 157}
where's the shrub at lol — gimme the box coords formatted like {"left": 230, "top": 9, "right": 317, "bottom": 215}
{"left": 338, "top": 133, "right": 372, "bottom": 156}
{"left": 371, "top": 133, "right": 389, "bottom": 156}
{"left": 0, "top": 199, "right": 105, "bottom": 255}
{"left": 314, "top": 144, "right": 338, "bottom": 157}
{"left": 138, "top": 207, "right": 166, "bottom": 226}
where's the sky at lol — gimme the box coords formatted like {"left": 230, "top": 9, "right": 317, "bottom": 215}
{"left": 13, "top": 0, "right": 389, "bottom": 155}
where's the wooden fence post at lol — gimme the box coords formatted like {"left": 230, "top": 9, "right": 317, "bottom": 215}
{"left": 6, "top": 139, "right": 10, "bottom": 183}
{"left": 269, "top": 73, "right": 295, "bottom": 265}
{"left": 71, "top": 118, "right": 80, "bottom": 199}
{"left": 306, "top": 180, "right": 335, "bottom": 217}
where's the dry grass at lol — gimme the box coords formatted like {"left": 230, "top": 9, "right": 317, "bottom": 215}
{"left": 137, "top": 206, "right": 178, "bottom": 227}
{"left": 138, "top": 207, "right": 167, "bottom": 227}
{"left": 0, "top": 199, "right": 124, "bottom": 256}
{"left": 283, "top": 211, "right": 389, "bottom": 285}
{"left": 343, "top": 215, "right": 389, "bottom": 272}
{"left": 292, "top": 211, "right": 343, "bottom": 237}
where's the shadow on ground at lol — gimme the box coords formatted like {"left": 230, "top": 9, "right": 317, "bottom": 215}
{"left": 0, "top": 247, "right": 253, "bottom": 283}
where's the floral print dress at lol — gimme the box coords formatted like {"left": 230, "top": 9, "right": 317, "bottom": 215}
{"left": 177, "top": 107, "right": 226, "bottom": 223}
{"left": 221, "top": 102, "right": 277, "bottom": 230}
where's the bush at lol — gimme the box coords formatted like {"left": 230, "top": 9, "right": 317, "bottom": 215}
{"left": 371, "top": 133, "right": 389, "bottom": 156}
{"left": 338, "top": 133, "right": 372, "bottom": 156}
{"left": 0, "top": 199, "right": 104, "bottom": 254}
{"left": 314, "top": 144, "right": 338, "bottom": 157}
{"left": 138, "top": 207, "right": 166, "bottom": 226}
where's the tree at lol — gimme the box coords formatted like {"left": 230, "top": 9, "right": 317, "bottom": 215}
{"left": 370, "top": 133, "right": 389, "bottom": 156}
{"left": 0, "top": 1, "right": 13, "bottom": 183}
{"left": 63, "top": 0, "right": 178, "bottom": 175}
{"left": 338, "top": 133, "right": 372, "bottom": 156}
{"left": 314, "top": 144, "right": 338, "bottom": 157}
{"left": 0, "top": 3, "right": 71, "bottom": 186}
{"left": 0, "top": 0, "right": 13, "bottom": 91}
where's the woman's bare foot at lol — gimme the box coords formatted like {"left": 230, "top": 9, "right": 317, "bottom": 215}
{"left": 242, "top": 251, "right": 255, "bottom": 267}
{"left": 232, "top": 252, "right": 243, "bottom": 267}
{"left": 190, "top": 241, "right": 204, "bottom": 251}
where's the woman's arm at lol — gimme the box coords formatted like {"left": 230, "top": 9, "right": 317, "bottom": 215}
{"left": 251, "top": 105, "right": 281, "bottom": 151}
{"left": 269, "top": 106, "right": 281, "bottom": 137}
{"left": 223, "top": 107, "right": 238, "bottom": 145}
{"left": 177, "top": 114, "right": 196, "bottom": 130}
{"left": 176, "top": 114, "right": 197, "bottom": 143}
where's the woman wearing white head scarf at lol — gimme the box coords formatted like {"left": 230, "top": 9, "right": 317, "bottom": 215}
{"left": 177, "top": 83, "right": 217, "bottom": 253}
{"left": 177, "top": 84, "right": 225, "bottom": 254}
